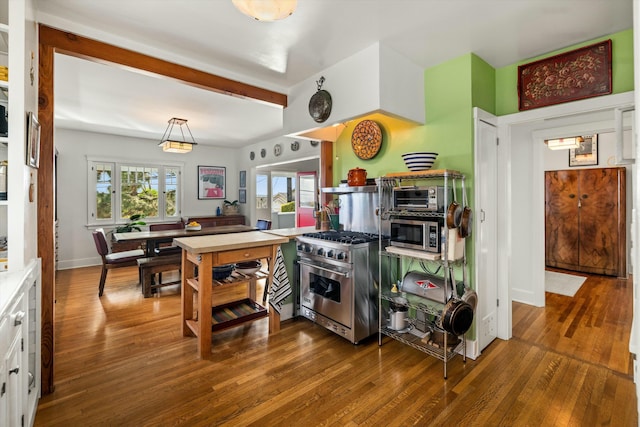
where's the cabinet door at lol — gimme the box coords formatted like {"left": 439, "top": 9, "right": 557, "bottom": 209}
{"left": 5, "top": 333, "right": 22, "bottom": 427}
{"left": 578, "top": 168, "right": 625, "bottom": 275}
{"left": 545, "top": 170, "right": 580, "bottom": 268}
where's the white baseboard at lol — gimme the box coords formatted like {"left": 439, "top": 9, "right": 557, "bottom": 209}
{"left": 57, "top": 257, "right": 101, "bottom": 270}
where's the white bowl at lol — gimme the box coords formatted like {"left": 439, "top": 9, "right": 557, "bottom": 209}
{"left": 185, "top": 225, "right": 202, "bottom": 231}
{"left": 402, "top": 152, "right": 438, "bottom": 171}
{"left": 235, "top": 260, "right": 262, "bottom": 275}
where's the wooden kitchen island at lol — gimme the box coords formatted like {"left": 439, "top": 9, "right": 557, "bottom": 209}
{"left": 174, "top": 231, "right": 289, "bottom": 359}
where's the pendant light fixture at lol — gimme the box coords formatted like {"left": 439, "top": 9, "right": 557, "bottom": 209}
{"left": 232, "top": 0, "right": 297, "bottom": 21}
{"left": 545, "top": 136, "right": 583, "bottom": 150}
{"left": 158, "top": 118, "right": 197, "bottom": 154}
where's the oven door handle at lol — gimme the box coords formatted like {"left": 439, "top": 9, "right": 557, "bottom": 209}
{"left": 298, "top": 260, "right": 350, "bottom": 278}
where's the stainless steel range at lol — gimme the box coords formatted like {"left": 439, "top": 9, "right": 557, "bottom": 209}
{"left": 297, "top": 230, "right": 386, "bottom": 344}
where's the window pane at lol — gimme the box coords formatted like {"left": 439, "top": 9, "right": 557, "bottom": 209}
{"left": 271, "top": 174, "right": 295, "bottom": 212}
{"left": 256, "top": 174, "right": 268, "bottom": 209}
{"left": 165, "top": 167, "right": 179, "bottom": 217}
{"left": 120, "top": 165, "right": 159, "bottom": 219}
{"left": 299, "top": 175, "right": 315, "bottom": 208}
{"left": 95, "top": 163, "right": 113, "bottom": 220}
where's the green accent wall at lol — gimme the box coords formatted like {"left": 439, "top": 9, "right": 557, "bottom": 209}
{"left": 496, "top": 29, "right": 633, "bottom": 116}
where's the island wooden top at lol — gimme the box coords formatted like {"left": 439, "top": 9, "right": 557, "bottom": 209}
{"left": 263, "top": 226, "right": 317, "bottom": 240}
{"left": 173, "top": 230, "right": 288, "bottom": 254}
{"left": 113, "top": 224, "right": 255, "bottom": 242}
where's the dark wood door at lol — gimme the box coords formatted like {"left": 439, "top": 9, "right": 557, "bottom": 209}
{"left": 545, "top": 170, "right": 580, "bottom": 268}
{"left": 545, "top": 168, "right": 626, "bottom": 276}
{"left": 578, "top": 168, "right": 625, "bottom": 275}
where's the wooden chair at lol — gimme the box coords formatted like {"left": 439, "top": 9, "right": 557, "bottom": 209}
{"left": 257, "top": 219, "right": 273, "bottom": 302}
{"left": 149, "top": 222, "right": 183, "bottom": 285}
{"left": 92, "top": 228, "right": 145, "bottom": 297}
{"left": 256, "top": 219, "right": 272, "bottom": 231}
{"left": 149, "top": 222, "right": 183, "bottom": 256}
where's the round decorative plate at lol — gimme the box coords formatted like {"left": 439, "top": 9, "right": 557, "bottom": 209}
{"left": 260, "top": 148, "right": 266, "bottom": 158}
{"left": 249, "top": 151, "right": 255, "bottom": 160}
{"left": 351, "top": 120, "right": 382, "bottom": 160}
{"left": 291, "top": 141, "right": 300, "bottom": 151}
{"left": 274, "top": 144, "right": 282, "bottom": 156}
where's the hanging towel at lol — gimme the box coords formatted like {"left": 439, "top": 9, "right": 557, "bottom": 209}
{"left": 268, "top": 246, "right": 291, "bottom": 314}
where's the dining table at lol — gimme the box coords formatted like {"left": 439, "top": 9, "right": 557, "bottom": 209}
{"left": 112, "top": 224, "right": 257, "bottom": 257}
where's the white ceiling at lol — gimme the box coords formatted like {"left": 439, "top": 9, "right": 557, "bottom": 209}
{"left": 35, "top": 0, "right": 633, "bottom": 148}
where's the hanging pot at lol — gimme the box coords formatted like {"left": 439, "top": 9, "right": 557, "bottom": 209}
{"left": 308, "top": 76, "right": 332, "bottom": 123}
{"left": 439, "top": 298, "right": 474, "bottom": 336}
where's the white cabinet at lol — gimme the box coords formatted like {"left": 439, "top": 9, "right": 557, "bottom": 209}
{"left": 0, "top": 259, "right": 41, "bottom": 427}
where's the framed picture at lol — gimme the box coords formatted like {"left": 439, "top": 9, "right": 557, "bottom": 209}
{"left": 569, "top": 135, "right": 598, "bottom": 167}
{"left": 26, "top": 111, "right": 41, "bottom": 168}
{"left": 518, "top": 40, "right": 612, "bottom": 111}
{"left": 239, "top": 188, "right": 246, "bottom": 204}
{"left": 239, "top": 170, "right": 246, "bottom": 188}
{"left": 198, "top": 165, "right": 226, "bottom": 199}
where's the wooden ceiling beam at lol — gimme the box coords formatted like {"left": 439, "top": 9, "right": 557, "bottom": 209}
{"left": 38, "top": 25, "right": 288, "bottom": 108}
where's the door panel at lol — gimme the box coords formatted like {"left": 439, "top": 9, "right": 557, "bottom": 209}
{"left": 545, "top": 170, "right": 580, "bottom": 267}
{"left": 579, "top": 168, "right": 624, "bottom": 273}
{"left": 476, "top": 114, "right": 499, "bottom": 352}
{"left": 296, "top": 172, "right": 317, "bottom": 227}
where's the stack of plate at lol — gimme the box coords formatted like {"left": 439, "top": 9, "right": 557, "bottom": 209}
{"left": 401, "top": 152, "right": 438, "bottom": 171}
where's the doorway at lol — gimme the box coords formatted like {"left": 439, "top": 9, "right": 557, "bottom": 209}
{"left": 496, "top": 91, "right": 635, "bottom": 337}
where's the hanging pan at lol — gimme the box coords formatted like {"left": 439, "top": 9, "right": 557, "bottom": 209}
{"left": 446, "top": 180, "right": 462, "bottom": 229}
{"left": 459, "top": 187, "right": 473, "bottom": 238}
{"left": 308, "top": 76, "right": 332, "bottom": 123}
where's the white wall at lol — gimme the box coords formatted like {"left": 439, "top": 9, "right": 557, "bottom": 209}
{"left": 56, "top": 128, "right": 242, "bottom": 269}
{"left": 240, "top": 136, "right": 320, "bottom": 226}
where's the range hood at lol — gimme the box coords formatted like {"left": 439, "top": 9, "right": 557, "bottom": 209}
{"left": 284, "top": 42, "right": 425, "bottom": 142}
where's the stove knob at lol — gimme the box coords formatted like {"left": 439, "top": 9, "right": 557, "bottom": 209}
{"left": 304, "top": 245, "right": 313, "bottom": 253}
{"left": 337, "top": 252, "right": 346, "bottom": 260}
{"left": 326, "top": 249, "right": 334, "bottom": 258}
{"left": 317, "top": 248, "right": 324, "bottom": 256}
{"left": 297, "top": 243, "right": 304, "bottom": 251}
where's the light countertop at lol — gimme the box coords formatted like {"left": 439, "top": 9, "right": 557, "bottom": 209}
{"left": 173, "top": 230, "right": 288, "bottom": 254}
{"left": 263, "top": 226, "right": 317, "bottom": 240}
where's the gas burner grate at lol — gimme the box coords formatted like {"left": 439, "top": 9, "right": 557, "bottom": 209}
{"left": 302, "top": 230, "right": 379, "bottom": 244}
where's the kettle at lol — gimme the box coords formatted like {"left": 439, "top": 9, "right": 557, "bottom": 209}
{"left": 347, "top": 167, "right": 367, "bottom": 186}
{"left": 388, "top": 306, "right": 408, "bottom": 331}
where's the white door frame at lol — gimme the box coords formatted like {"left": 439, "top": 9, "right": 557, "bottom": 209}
{"left": 496, "top": 91, "right": 635, "bottom": 340}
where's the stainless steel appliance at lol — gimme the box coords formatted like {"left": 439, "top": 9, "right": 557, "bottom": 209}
{"left": 297, "top": 230, "right": 385, "bottom": 344}
{"left": 389, "top": 218, "right": 441, "bottom": 252}
{"left": 393, "top": 186, "right": 446, "bottom": 211}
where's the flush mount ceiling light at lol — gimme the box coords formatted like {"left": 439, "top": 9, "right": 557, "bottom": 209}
{"left": 158, "top": 117, "right": 198, "bottom": 154}
{"left": 232, "top": 0, "right": 297, "bottom": 21}
{"left": 545, "top": 136, "right": 583, "bottom": 150}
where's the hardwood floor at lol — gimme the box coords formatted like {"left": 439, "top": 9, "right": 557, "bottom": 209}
{"left": 34, "top": 266, "right": 637, "bottom": 426}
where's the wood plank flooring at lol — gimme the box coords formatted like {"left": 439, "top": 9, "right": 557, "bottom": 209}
{"left": 34, "top": 266, "right": 637, "bottom": 426}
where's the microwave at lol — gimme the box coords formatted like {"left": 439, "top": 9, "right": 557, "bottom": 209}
{"left": 389, "top": 218, "right": 441, "bottom": 253}
{"left": 393, "top": 186, "right": 446, "bottom": 212}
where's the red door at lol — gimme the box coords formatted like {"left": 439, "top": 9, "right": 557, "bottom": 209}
{"left": 296, "top": 171, "right": 317, "bottom": 227}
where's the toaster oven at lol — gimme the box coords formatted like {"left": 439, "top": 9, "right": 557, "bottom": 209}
{"left": 393, "top": 186, "right": 446, "bottom": 212}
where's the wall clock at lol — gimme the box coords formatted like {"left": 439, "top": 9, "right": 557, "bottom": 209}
{"left": 274, "top": 144, "right": 282, "bottom": 156}
{"left": 351, "top": 120, "right": 382, "bottom": 160}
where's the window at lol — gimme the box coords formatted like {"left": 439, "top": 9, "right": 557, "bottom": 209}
{"left": 88, "top": 160, "right": 182, "bottom": 225}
